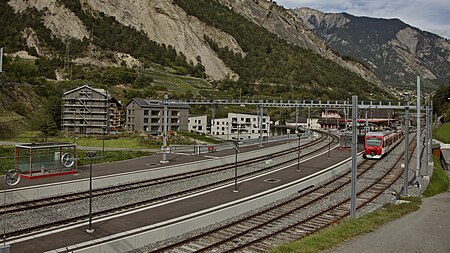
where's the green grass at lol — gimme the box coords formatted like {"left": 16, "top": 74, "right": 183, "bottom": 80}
{"left": 76, "top": 150, "right": 153, "bottom": 166}
{"left": 423, "top": 157, "right": 450, "bottom": 197}
{"left": 0, "top": 112, "right": 23, "bottom": 123}
{"left": 270, "top": 197, "right": 421, "bottom": 253}
{"left": 177, "top": 131, "right": 223, "bottom": 144}
{"left": 271, "top": 156, "right": 450, "bottom": 253}
{"left": 434, "top": 122, "right": 450, "bottom": 143}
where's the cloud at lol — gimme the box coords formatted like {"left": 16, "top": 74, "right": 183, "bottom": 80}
{"left": 277, "top": 0, "right": 450, "bottom": 38}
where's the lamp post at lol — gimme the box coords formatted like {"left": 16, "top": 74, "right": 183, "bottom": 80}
{"left": 160, "top": 93, "right": 169, "bottom": 164}
{"left": 296, "top": 133, "right": 302, "bottom": 172}
{"left": 232, "top": 140, "right": 239, "bottom": 193}
{"left": 296, "top": 127, "right": 306, "bottom": 172}
{"left": 85, "top": 150, "right": 96, "bottom": 233}
{"left": 2, "top": 168, "right": 20, "bottom": 252}
{"left": 328, "top": 129, "right": 331, "bottom": 159}
{"left": 102, "top": 127, "right": 107, "bottom": 154}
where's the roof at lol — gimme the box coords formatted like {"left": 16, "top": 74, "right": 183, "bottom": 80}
{"left": 441, "top": 148, "right": 450, "bottom": 164}
{"left": 64, "top": 85, "right": 111, "bottom": 98}
{"left": 130, "top": 98, "right": 189, "bottom": 109}
{"left": 16, "top": 142, "right": 76, "bottom": 149}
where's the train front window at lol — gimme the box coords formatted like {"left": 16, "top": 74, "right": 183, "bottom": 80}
{"left": 366, "top": 137, "right": 382, "bottom": 147}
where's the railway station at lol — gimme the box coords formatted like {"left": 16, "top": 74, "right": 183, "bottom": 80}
{"left": 0, "top": 97, "right": 442, "bottom": 253}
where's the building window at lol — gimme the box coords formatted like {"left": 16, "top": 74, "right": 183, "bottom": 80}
{"left": 151, "top": 118, "right": 159, "bottom": 124}
{"left": 144, "top": 118, "right": 149, "bottom": 123}
{"left": 171, "top": 119, "right": 179, "bottom": 124}
{"left": 144, "top": 110, "right": 149, "bottom": 116}
{"left": 198, "top": 126, "right": 202, "bottom": 131}
{"left": 151, "top": 111, "right": 160, "bottom": 116}
{"left": 172, "top": 111, "right": 179, "bottom": 117}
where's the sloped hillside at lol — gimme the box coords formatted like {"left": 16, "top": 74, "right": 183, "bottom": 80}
{"left": 294, "top": 7, "right": 450, "bottom": 87}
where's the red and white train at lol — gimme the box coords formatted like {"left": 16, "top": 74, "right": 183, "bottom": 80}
{"left": 364, "top": 130, "right": 403, "bottom": 159}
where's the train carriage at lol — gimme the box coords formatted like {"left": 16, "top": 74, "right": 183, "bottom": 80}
{"left": 364, "top": 130, "right": 403, "bottom": 159}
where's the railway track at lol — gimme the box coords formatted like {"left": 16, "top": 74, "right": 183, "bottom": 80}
{"left": 151, "top": 133, "right": 416, "bottom": 253}
{"left": 2, "top": 131, "right": 338, "bottom": 238}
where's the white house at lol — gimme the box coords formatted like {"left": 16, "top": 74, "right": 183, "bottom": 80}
{"left": 211, "top": 113, "right": 270, "bottom": 140}
{"left": 188, "top": 115, "right": 208, "bottom": 134}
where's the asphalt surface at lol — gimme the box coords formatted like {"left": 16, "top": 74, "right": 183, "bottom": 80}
{"left": 328, "top": 172, "right": 450, "bottom": 253}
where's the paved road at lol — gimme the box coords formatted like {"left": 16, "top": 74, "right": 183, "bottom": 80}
{"left": 329, "top": 172, "right": 450, "bottom": 253}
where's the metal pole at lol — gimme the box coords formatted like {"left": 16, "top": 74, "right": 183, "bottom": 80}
{"left": 425, "top": 98, "right": 430, "bottom": 176}
{"left": 85, "top": 152, "right": 95, "bottom": 233}
{"left": 161, "top": 93, "right": 169, "bottom": 164}
{"left": 365, "top": 110, "right": 368, "bottom": 135}
{"left": 350, "top": 95, "right": 358, "bottom": 219}
{"left": 297, "top": 135, "right": 301, "bottom": 171}
{"left": 327, "top": 129, "right": 331, "bottom": 159}
{"left": 259, "top": 106, "right": 264, "bottom": 147}
{"left": 296, "top": 107, "right": 299, "bottom": 132}
{"left": 233, "top": 141, "right": 239, "bottom": 193}
{"left": 416, "top": 76, "right": 421, "bottom": 180}
{"left": 102, "top": 128, "right": 105, "bottom": 153}
{"left": 403, "top": 102, "right": 410, "bottom": 195}
{"left": 3, "top": 179, "right": 6, "bottom": 246}
{"left": 0, "top": 47, "right": 3, "bottom": 73}
{"left": 74, "top": 107, "right": 76, "bottom": 143}
{"left": 429, "top": 99, "right": 433, "bottom": 168}
{"left": 308, "top": 107, "right": 310, "bottom": 128}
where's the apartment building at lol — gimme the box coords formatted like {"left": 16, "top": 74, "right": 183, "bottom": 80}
{"left": 188, "top": 115, "right": 208, "bottom": 134}
{"left": 61, "top": 85, "right": 123, "bottom": 134}
{"left": 126, "top": 98, "right": 189, "bottom": 133}
{"left": 211, "top": 113, "right": 270, "bottom": 140}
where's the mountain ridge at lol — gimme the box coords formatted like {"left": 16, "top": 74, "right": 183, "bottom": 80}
{"left": 293, "top": 7, "right": 450, "bottom": 87}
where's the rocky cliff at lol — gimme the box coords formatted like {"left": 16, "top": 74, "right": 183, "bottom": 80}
{"left": 218, "top": 0, "right": 381, "bottom": 85}
{"left": 7, "top": 0, "right": 244, "bottom": 80}
{"left": 294, "top": 7, "right": 450, "bottom": 86}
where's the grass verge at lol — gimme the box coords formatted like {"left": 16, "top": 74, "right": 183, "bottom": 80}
{"left": 269, "top": 197, "right": 421, "bottom": 253}
{"left": 271, "top": 155, "right": 449, "bottom": 253}
{"left": 76, "top": 150, "right": 154, "bottom": 166}
{"left": 434, "top": 122, "right": 450, "bottom": 143}
{"left": 423, "top": 157, "right": 449, "bottom": 197}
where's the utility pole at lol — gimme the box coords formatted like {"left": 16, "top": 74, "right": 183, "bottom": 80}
{"left": 0, "top": 47, "right": 3, "bottom": 73}
{"left": 259, "top": 106, "right": 264, "bottom": 147}
{"left": 425, "top": 97, "right": 430, "bottom": 176}
{"left": 350, "top": 95, "right": 358, "bottom": 219}
{"left": 160, "top": 93, "right": 169, "bottom": 164}
{"left": 416, "top": 76, "right": 421, "bottom": 181}
{"left": 403, "top": 99, "right": 410, "bottom": 195}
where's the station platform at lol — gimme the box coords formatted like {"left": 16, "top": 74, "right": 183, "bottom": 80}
{"left": 6, "top": 137, "right": 353, "bottom": 253}
{"left": 1, "top": 137, "right": 297, "bottom": 189}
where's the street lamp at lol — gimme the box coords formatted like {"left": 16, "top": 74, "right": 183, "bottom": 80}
{"left": 2, "top": 168, "right": 20, "bottom": 252}
{"left": 85, "top": 150, "right": 97, "bottom": 233}
{"left": 232, "top": 140, "right": 239, "bottom": 193}
{"left": 327, "top": 129, "right": 331, "bottom": 159}
{"left": 102, "top": 127, "right": 107, "bottom": 154}
{"left": 297, "top": 127, "right": 306, "bottom": 172}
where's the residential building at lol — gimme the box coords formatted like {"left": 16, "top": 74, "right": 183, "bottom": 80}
{"left": 61, "top": 85, "right": 123, "bottom": 134}
{"left": 126, "top": 98, "right": 189, "bottom": 133}
{"left": 188, "top": 115, "right": 208, "bottom": 134}
{"left": 211, "top": 113, "right": 270, "bottom": 140}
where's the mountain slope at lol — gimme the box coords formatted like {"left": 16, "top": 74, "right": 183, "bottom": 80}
{"left": 294, "top": 7, "right": 450, "bottom": 87}
{"left": 218, "top": 0, "right": 381, "bottom": 85}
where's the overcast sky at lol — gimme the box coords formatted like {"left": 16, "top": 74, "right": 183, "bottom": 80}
{"left": 276, "top": 0, "right": 450, "bottom": 38}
